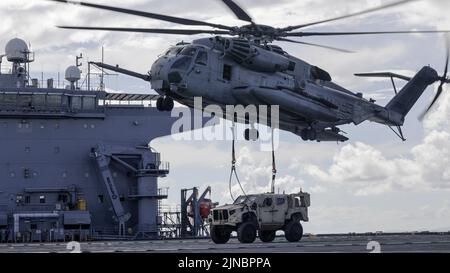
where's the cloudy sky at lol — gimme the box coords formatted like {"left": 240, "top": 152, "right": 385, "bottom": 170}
{"left": 1, "top": 0, "right": 450, "bottom": 233}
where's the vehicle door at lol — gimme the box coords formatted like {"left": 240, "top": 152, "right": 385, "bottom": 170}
{"left": 258, "top": 196, "right": 275, "bottom": 225}
{"left": 272, "top": 196, "right": 288, "bottom": 224}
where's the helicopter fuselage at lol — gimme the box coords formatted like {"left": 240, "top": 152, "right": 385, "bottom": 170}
{"left": 149, "top": 37, "right": 414, "bottom": 142}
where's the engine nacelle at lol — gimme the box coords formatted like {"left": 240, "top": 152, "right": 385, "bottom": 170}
{"left": 222, "top": 38, "right": 293, "bottom": 73}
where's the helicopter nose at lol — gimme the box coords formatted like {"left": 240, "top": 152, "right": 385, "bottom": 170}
{"left": 150, "top": 57, "right": 177, "bottom": 90}
{"left": 167, "top": 71, "right": 183, "bottom": 84}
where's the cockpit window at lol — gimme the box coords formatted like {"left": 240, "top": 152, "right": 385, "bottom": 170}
{"left": 180, "top": 46, "right": 198, "bottom": 57}
{"left": 165, "top": 46, "right": 183, "bottom": 56}
{"left": 195, "top": 50, "right": 208, "bottom": 66}
{"left": 171, "top": 56, "right": 193, "bottom": 71}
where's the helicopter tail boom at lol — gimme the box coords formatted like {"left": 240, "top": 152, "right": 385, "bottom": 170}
{"left": 385, "top": 66, "right": 439, "bottom": 119}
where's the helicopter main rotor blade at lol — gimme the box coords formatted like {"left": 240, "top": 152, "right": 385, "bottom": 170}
{"left": 285, "top": 30, "right": 450, "bottom": 37}
{"left": 221, "top": 0, "right": 253, "bottom": 23}
{"left": 49, "top": 0, "right": 234, "bottom": 30}
{"left": 57, "top": 26, "right": 231, "bottom": 35}
{"left": 277, "top": 38, "right": 354, "bottom": 53}
{"left": 281, "top": 0, "right": 418, "bottom": 32}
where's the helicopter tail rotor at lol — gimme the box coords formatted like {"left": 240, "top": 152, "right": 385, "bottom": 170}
{"left": 419, "top": 38, "right": 450, "bottom": 120}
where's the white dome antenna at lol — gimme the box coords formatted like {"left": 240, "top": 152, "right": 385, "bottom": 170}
{"left": 5, "top": 38, "right": 32, "bottom": 63}
{"left": 65, "top": 65, "right": 81, "bottom": 90}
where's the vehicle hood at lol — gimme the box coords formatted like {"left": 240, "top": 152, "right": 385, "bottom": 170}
{"left": 214, "top": 204, "right": 244, "bottom": 210}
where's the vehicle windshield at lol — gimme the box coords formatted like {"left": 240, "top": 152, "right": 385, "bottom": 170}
{"left": 233, "top": 195, "right": 256, "bottom": 205}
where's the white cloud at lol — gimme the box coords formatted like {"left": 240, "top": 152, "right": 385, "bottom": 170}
{"left": 424, "top": 88, "right": 450, "bottom": 130}
{"left": 185, "top": 146, "right": 308, "bottom": 204}
{"left": 307, "top": 199, "right": 450, "bottom": 233}
{"left": 296, "top": 90, "right": 450, "bottom": 196}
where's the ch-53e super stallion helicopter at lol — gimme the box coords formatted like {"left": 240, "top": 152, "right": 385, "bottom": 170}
{"left": 50, "top": 0, "right": 450, "bottom": 142}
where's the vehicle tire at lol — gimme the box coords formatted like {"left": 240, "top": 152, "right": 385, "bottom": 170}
{"left": 210, "top": 226, "right": 231, "bottom": 244}
{"left": 284, "top": 221, "right": 303, "bottom": 242}
{"left": 163, "top": 97, "right": 174, "bottom": 111}
{"left": 237, "top": 222, "right": 257, "bottom": 244}
{"left": 259, "top": 230, "right": 276, "bottom": 243}
{"left": 156, "top": 97, "right": 164, "bottom": 111}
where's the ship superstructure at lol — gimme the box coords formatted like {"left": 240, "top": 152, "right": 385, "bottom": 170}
{"left": 0, "top": 38, "right": 182, "bottom": 242}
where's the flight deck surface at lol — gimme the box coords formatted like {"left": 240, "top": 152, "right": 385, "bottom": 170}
{"left": 1, "top": 233, "right": 449, "bottom": 253}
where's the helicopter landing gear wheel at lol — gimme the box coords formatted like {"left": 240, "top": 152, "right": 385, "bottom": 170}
{"left": 157, "top": 97, "right": 174, "bottom": 111}
{"left": 244, "top": 128, "right": 259, "bottom": 141}
{"left": 162, "top": 97, "right": 174, "bottom": 111}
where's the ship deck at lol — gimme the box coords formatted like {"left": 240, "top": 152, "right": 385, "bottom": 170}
{"left": 1, "top": 233, "right": 449, "bottom": 253}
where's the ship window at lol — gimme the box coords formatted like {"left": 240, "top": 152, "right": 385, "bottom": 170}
{"left": 223, "top": 64, "right": 232, "bottom": 81}
{"left": 39, "top": 195, "right": 46, "bottom": 204}
{"left": 195, "top": 51, "right": 208, "bottom": 66}
{"left": 47, "top": 94, "right": 62, "bottom": 108}
{"left": 25, "top": 196, "right": 31, "bottom": 204}
{"left": 70, "top": 96, "right": 82, "bottom": 111}
{"left": 83, "top": 96, "right": 96, "bottom": 110}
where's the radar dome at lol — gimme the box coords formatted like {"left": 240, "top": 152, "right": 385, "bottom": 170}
{"left": 65, "top": 66, "right": 81, "bottom": 82}
{"left": 5, "top": 38, "right": 29, "bottom": 62}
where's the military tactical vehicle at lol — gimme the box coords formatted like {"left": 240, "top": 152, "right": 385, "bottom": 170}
{"left": 209, "top": 192, "right": 310, "bottom": 244}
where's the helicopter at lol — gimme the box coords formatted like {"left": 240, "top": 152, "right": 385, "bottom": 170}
{"left": 50, "top": 0, "right": 450, "bottom": 142}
